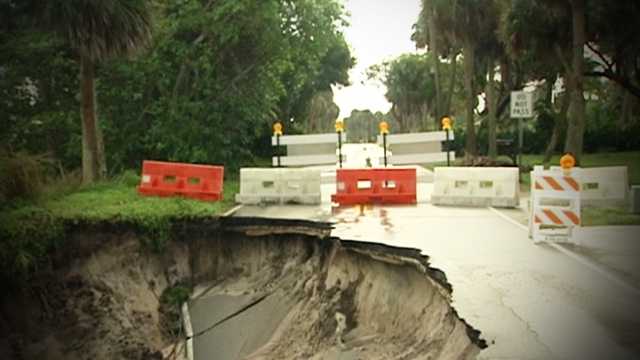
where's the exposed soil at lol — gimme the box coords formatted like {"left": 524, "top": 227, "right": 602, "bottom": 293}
{"left": 0, "top": 217, "right": 485, "bottom": 359}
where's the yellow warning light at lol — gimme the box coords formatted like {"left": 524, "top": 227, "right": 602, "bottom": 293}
{"left": 335, "top": 119, "right": 344, "bottom": 133}
{"left": 273, "top": 121, "right": 283, "bottom": 136}
{"left": 442, "top": 116, "right": 452, "bottom": 131}
{"left": 560, "top": 153, "right": 576, "bottom": 171}
{"left": 379, "top": 121, "right": 389, "bottom": 135}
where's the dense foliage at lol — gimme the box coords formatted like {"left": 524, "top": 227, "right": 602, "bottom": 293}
{"left": 371, "top": 0, "right": 640, "bottom": 163}
{"left": 1, "top": 0, "right": 354, "bottom": 177}
{"left": 0, "top": 0, "right": 353, "bottom": 280}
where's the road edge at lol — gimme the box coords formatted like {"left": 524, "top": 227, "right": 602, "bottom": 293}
{"left": 488, "top": 206, "right": 640, "bottom": 297}
{"left": 182, "top": 302, "right": 194, "bottom": 360}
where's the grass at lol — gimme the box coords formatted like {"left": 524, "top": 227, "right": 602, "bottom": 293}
{"left": 582, "top": 206, "right": 640, "bottom": 227}
{"left": 40, "top": 173, "right": 238, "bottom": 223}
{"left": 0, "top": 171, "right": 239, "bottom": 277}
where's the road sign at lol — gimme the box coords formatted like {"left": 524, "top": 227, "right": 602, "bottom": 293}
{"left": 510, "top": 91, "right": 534, "bottom": 118}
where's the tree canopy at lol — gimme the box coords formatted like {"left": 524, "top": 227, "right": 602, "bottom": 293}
{"left": 0, "top": 0, "right": 354, "bottom": 174}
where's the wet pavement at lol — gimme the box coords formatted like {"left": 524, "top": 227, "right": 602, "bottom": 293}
{"left": 330, "top": 204, "right": 640, "bottom": 359}
{"left": 219, "top": 155, "right": 640, "bottom": 359}
{"left": 232, "top": 202, "right": 640, "bottom": 359}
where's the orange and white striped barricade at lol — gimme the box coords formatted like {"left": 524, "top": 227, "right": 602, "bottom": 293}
{"left": 529, "top": 166, "right": 581, "bottom": 243}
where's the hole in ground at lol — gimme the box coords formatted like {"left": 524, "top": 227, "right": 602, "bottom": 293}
{"left": 188, "top": 219, "right": 487, "bottom": 359}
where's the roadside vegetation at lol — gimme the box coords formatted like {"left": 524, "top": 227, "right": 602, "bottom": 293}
{"left": 0, "top": 159, "right": 240, "bottom": 279}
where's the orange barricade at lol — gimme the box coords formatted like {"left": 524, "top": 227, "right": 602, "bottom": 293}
{"left": 331, "top": 168, "right": 416, "bottom": 205}
{"left": 138, "top": 160, "right": 224, "bottom": 202}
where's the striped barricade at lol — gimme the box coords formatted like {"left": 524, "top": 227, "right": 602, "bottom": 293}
{"left": 272, "top": 133, "right": 346, "bottom": 167}
{"left": 376, "top": 131, "right": 455, "bottom": 165}
{"left": 529, "top": 166, "right": 581, "bottom": 243}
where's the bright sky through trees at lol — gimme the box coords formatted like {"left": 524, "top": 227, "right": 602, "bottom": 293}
{"left": 333, "top": 0, "right": 421, "bottom": 118}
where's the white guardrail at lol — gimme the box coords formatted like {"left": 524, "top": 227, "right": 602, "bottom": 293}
{"left": 272, "top": 133, "right": 345, "bottom": 167}
{"left": 376, "top": 131, "right": 455, "bottom": 165}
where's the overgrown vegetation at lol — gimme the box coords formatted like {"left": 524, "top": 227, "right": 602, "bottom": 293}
{"left": 0, "top": 151, "right": 58, "bottom": 203}
{"left": 1, "top": 0, "right": 354, "bottom": 180}
{"left": 160, "top": 283, "right": 192, "bottom": 337}
{"left": 0, "top": 171, "right": 239, "bottom": 279}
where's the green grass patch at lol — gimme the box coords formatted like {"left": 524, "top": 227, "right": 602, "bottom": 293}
{"left": 42, "top": 175, "right": 237, "bottom": 223}
{"left": 0, "top": 171, "right": 239, "bottom": 277}
{"left": 582, "top": 206, "right": 640, "bottom": 227}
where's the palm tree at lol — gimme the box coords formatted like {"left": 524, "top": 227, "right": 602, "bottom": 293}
{"left": 44, "top": 0, "right": 152, "bottom": 183}
{"left": 417, "top": 0, "right": 497, "bottom": 162}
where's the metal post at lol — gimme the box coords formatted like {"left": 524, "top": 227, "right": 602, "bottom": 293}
{"left": 518, "top": 117, "right": 524, "bottom": 169}
{"left": 338, "top": 132, "right": 343, "bottom": 168}
{"left": 276, "top": 133, "right": 281, "bottom": 167}
{"left": 446, "top": 129, "right": 450, "bottom": 167}
{"left": 383, "top": 133, "right": 388, "bottom": 168}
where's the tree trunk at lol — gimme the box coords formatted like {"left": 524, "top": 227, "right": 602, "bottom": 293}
{"left": 544, "top": 75, "right": 571, "bottom": 166}
{"left": 564, "top": 0, "right": 586, "bottom": 164}
{"left": 487, "top": 60, "right": 497, "bottom": 159}
{"left": 444, "top": 57, "right": 458, "bottom": 116}
{"left": 428, "top": 4, "right": 443, "bottom": 120}
{"left": 620, "top": 85, "right": 635, "bottom": 128}
{"left": 80, "top": 55, "right": 100, "bottom": 184}
{"left": 96, "top": 112, "right": 107, "bottom": 178}
{"left": 462, "top": 40, "right": 477, "bottom": 161}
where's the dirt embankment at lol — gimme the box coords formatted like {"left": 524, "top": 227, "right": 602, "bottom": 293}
{"left": 0, "top": 217, "right": 485, "bottom": 359}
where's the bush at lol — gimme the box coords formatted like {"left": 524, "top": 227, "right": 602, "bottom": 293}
{"left": 0, "top": 150, "right": 56, "bottom": 204}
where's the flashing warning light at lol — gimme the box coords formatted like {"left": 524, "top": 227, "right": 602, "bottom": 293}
{"left": 273, "top": 122, "right": 283, "bottom": 136}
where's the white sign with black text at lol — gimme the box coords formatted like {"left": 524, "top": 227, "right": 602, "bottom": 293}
{"left": 510, "top": 91, "right": 534, "bottom": 118}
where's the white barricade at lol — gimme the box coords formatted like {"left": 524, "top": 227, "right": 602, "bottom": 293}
{"left": 529, "top": 166, "right": 581, "bottom": 243}
{"left": 549, "top": 166, "right": 628, "bottom": 207}
{"left": 376, "top": 131, "right": 455, "bottom": 165}
{"left": 272, "top": 133, "right": 345, "bottom": 167}
{"left": 235, "top": 168, "right": 322, "bottom": 205}
{"left": 431, "top": 167, "right": 519, "bottom": 208}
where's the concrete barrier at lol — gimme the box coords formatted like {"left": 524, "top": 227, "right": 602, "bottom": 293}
{"left": 272, "top": 133, "right": 346, "bottom": 167}
{"left": 376, "top": 131, "right": 455, "bottom": 165}
{"left": 550, "top": 166, "right": 628, "bottom": 207}
{"left": 431, "top": 167, "right": 519, "bottom": 208}
{"left": 235, "top": 168, "right": 321, "bottom": 205}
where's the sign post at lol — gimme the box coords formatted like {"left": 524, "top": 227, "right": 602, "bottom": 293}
{"left": 510, "top": 91, "right": 534, "bottom": 170}
{"left": 441, "top": 116, "right": 452, "bottom": 167}
{"left": 379, "top": 121, "right": 389, "bottom": 167}
{"left": 335, "top": 119, "right": 344, "bottom": 168}
{"left": 273, "top": 121, "right": 283, "bottom": 167}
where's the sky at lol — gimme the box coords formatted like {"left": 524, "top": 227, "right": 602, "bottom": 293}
{"left": 333, "top": 0, "right": 422, "bottom": 119}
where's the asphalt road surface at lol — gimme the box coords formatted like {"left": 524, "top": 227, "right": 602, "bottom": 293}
{"left": 231, "top": 202, "right": 640, "bottom": 359}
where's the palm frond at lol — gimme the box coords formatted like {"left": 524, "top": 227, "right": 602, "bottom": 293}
{"left": 43, "top": 0, "right": 153, "bottom": 61}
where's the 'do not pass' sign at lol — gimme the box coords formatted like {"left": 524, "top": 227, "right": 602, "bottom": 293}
{"left": 510, "top": 91, "right": 534, "bottom": 118}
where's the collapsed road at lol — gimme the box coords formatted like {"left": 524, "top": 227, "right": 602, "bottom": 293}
{"left": 0, "top": 216, "right": 486, "bottom": 360}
